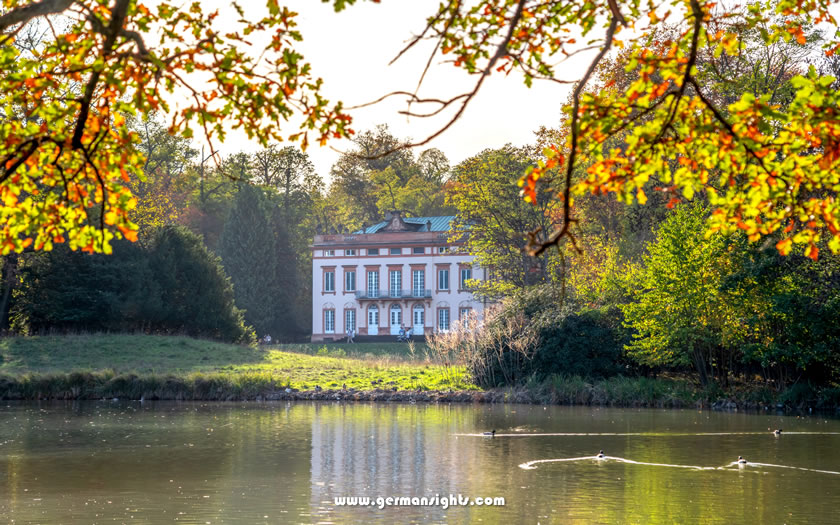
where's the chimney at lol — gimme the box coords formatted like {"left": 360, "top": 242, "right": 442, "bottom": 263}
{"left": 426, "top": 220, "right": 432, "bottom": 231}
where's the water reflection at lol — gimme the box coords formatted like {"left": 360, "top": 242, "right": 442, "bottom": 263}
{"left": 0, "top": 402, "right": 838, "bottom": 523}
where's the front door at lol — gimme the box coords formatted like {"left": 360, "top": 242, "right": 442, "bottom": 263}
{"left": 368, "top": 306, "right": 379, "bottom": 336}
{"left": 413, "top": 306, "right": 424, "bottom": 336}
{"left": 390, "top": 305, "right": 402, "bottom": 336}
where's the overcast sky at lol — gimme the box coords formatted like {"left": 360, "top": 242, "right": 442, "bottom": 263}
{"left": 204, "top": 0, "right": 593, "bottom": 180}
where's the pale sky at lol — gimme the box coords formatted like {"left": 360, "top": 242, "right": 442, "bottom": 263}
{"left": 201, "top": 0, "right": 593, "bottom": 180}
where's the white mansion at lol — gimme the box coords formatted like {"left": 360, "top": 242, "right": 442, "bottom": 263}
{"left": 310, "top": 211, "right": 486, "bottom": 342}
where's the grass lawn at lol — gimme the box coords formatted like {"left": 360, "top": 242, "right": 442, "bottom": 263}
{"left": 0, "top": 334, "right": 473, "bottom": 391}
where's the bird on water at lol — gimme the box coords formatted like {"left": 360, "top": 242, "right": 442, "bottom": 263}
{"left": 596, "top": 450, "right": 605, "bottom": 459}
{"left": 483, "top": 430, "right": 496, "bottom": 437}
{"left": 773, "top": 429, "right": 782, "bottom": 436}
{"left": 737, "top": 456, "right": 747, "bottom": 464}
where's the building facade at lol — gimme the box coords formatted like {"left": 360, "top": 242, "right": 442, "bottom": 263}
{"left": 311, "top": 212, "right": 486, "bottom": 342}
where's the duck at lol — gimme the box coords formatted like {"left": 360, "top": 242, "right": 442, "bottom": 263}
{"left": 737, "top": 456, "right": 747, "bottom": 464}
{"left": 483, "top": 430, "right": 496, "bottom": 437}
{"left": 773, "top": 428, "right": 782, "bottom": 436}
{"left": 596, "top": 450, "right": 605, "bottom": 459}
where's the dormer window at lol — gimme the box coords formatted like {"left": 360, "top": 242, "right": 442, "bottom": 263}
{"left": 324, "top": 249, "right": 335, "bottom": 257}
{"left": 344, "top": 249, "right": 356, "bottom": 256}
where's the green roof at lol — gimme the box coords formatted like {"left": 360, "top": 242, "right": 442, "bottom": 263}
{"left": 354, "top": 216, "right": 455, "bottom": 234}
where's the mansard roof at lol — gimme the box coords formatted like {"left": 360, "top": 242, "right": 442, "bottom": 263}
{"left": 354, "top": 215, "right": 455, "bottom": 234}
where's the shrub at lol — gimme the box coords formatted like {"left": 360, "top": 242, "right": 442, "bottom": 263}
{"left": 432, "top": 286, "right": 629, "bottom": 388}
{"left": 531, "top": 306, "right": 627, "bottom": 379}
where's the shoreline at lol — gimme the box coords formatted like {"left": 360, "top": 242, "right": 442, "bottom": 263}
{"left": 2, "top": 375, "right": 838, "bottom": 413}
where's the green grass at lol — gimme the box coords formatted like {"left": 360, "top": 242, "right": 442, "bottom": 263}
{"left": 0, "top": 334, "right": 472, "bottom": 393}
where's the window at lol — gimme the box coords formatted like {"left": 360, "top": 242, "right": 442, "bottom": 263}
{"left": 324, "top": 249, "right": 335, "bottom": 256}
{"left": 412, "top": 270, "right": 425, "bottom": 296}
{"left": 459, "top": 307, "right": 471, "bottom": 321}
{"left": 344, "top": 249, "right": 356, "bottom": 256}
{"left": 345, "top": 309, "right": 356, "bottom": 331}
{"left": 389, "top": 247, "right": 401, "bottom": 255}
{"left": 324, "top": 310, "right": 335, "bottom": 333}
{"left": 438, "top": 246, "right": 448, "bottom": 254}
{"left": 389, "top": 270, "right": 402, "bottom": 297}
{"left": 324, "top": 270, "right": 335, "bottom": 292}
{"left": 412, "top": 247, "right": 424, "bottom": 254}
{"left": 460, "top": 267, "right": 472, "bottom": 290}
{"left": 345, "top": 270, "right": 356, "bottom": 292}
{"left": 367, "top": 270, "right": 379, "bottom": 297}
{"left": 368, "top": 248, "right": 380, "bottom": 256}
{"left": 438, "top": 308, "right": 450, "bottom": 332}
{"left": 438, "top": 269, "right": 449, "bottom": 291}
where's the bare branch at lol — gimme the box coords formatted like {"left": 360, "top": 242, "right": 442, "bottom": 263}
{"left": 0, "top": 0, "right": 73, "bottom": 32}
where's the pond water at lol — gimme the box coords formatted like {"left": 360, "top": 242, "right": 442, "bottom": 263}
{"left": 1, "top": 401, "right": 838, "bottom": 524}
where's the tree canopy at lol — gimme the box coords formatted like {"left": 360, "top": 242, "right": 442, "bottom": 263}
{"left": 1, "top": 0, "right": 350, "bottom": 254}
{"left": 3, "top": 0, "right": 840, "bottom": 261}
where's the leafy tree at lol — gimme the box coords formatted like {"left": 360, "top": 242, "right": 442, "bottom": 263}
{"left": 181, "top": 152, "right": 244, "bottom": 252}
{"left": 315, "top": 0, "right": 840, "bottom": 259}
{"left": 722, "top": 243, "right": 840, "bottom": 385}
{"left": 328, "top": 125, "right": 454, "bottom": 231}
{"left": 449, "top": 145, "right": 563, "bottom": 297}
{"left": 251, "top": 145, "right": 315, "bottom": 221}
{"left": 5, "top": 0, "right": 840, "bottom": 261}
{"left": 620, "top": 204, "right": 748, "bottom": 386}
{"left": 129, "top": 115, "right": 196, "bottom": 233}
{"left": 0, "top": 0, "right": 350, "bottom": 254}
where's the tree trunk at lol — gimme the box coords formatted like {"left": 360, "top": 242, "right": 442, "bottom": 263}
{"left": 693, "top": 348, "right": 709, "bottom": 386}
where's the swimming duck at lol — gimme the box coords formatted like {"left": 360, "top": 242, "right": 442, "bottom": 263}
{"left": 596, "top": 450, "right": 605, "bottom": 459}
{"left": 737, "top": 456, "right": 747, "bottom": 464}
{"left": 773, "top": 429, "right": 782, "bottom": 436}
{"left": 483, "top": 430, "right": 496, "bottom": 437}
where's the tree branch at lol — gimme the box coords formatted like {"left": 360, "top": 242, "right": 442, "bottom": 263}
{"left": 71, "top": 0, "right": 131, "bottom": 150}
{"left": 0, "top": 0, "right": 74, "bottom": 32}
{"left": 530, "top": 17, "right": 620, "bottom": 256}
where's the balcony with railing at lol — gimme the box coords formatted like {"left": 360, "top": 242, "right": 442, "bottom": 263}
{"left": 355, "top": 289, "right": 432, "bottom": 300}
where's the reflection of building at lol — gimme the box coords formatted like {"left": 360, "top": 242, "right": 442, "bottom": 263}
{"left": 311, "top": 212, "right": 485, "bottom": 342}
{"left": 308, "top": 404, "right": 466, "bottom": 523}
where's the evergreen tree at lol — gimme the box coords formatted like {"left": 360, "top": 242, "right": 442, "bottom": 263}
{"left": 148, "top": 226, "right": 252, "bottom": 342}
{"left": 11, "top": 226, "right": 252, "bottom": 342}
{"left": 219, "top": 185, "right": 294, "bottom": 339}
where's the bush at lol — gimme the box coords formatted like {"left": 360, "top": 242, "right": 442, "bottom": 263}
{"left": 428, "top": 286, "right": 628, "bottom": 388}
{"left": 531, "top": 306, "right": 627, "bottom": 379}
